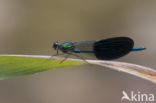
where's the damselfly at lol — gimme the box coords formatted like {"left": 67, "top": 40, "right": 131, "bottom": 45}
{"left": 52, "top": 37, "right": 145, "bottom": 62}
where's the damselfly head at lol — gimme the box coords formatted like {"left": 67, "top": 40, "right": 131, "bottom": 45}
{"left": 53, "top": 41, "right": 59, "bottom": 50}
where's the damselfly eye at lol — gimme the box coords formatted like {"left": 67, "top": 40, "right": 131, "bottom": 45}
{"left": 53, "top": 41, "right": 59, "bottom": 49}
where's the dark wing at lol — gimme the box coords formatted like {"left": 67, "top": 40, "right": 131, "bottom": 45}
{"left": 93, "top": 37, "right": 134, "bottom": 60}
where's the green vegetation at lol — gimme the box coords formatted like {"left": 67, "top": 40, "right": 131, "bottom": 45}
{"left": 0, "top": 56, "right": 86, "bottom": 80}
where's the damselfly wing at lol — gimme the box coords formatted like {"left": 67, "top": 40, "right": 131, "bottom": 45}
{"left": 73, "top": 37, "right": 134, "bottom": 60}
{"left": 93, "top": 37, "right": 134, "bottom": 60}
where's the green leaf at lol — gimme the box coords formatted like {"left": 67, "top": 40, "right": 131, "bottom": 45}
{"left": 0, "top": 55, "right": 86, "bottom": 80}
{"left": 0, "top": 55, "right": 156, "bottom": 84}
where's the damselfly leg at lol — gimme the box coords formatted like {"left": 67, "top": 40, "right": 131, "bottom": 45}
{"left": 60, "top": 52, "right": 89, "bottom": 63}
{"left": 59, "top": 54, "right": 71, "bottom": 63}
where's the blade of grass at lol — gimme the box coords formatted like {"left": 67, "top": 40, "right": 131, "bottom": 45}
{"left": 87, "top": 60, "right": 156, "bottom": 84}
{"left": 0, "top": 55, "right": 86, "bottom": 80}
{"left": 0, "top": 54, "right": 156, "bottom": 84}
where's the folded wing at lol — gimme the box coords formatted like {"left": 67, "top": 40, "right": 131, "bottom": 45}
{"left": 93, "top": 37, "right": 134, "bottom": 60}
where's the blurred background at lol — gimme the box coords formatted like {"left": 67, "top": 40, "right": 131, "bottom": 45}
{"left": 0, "top": 0, "right": 156, "bottom": 103}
